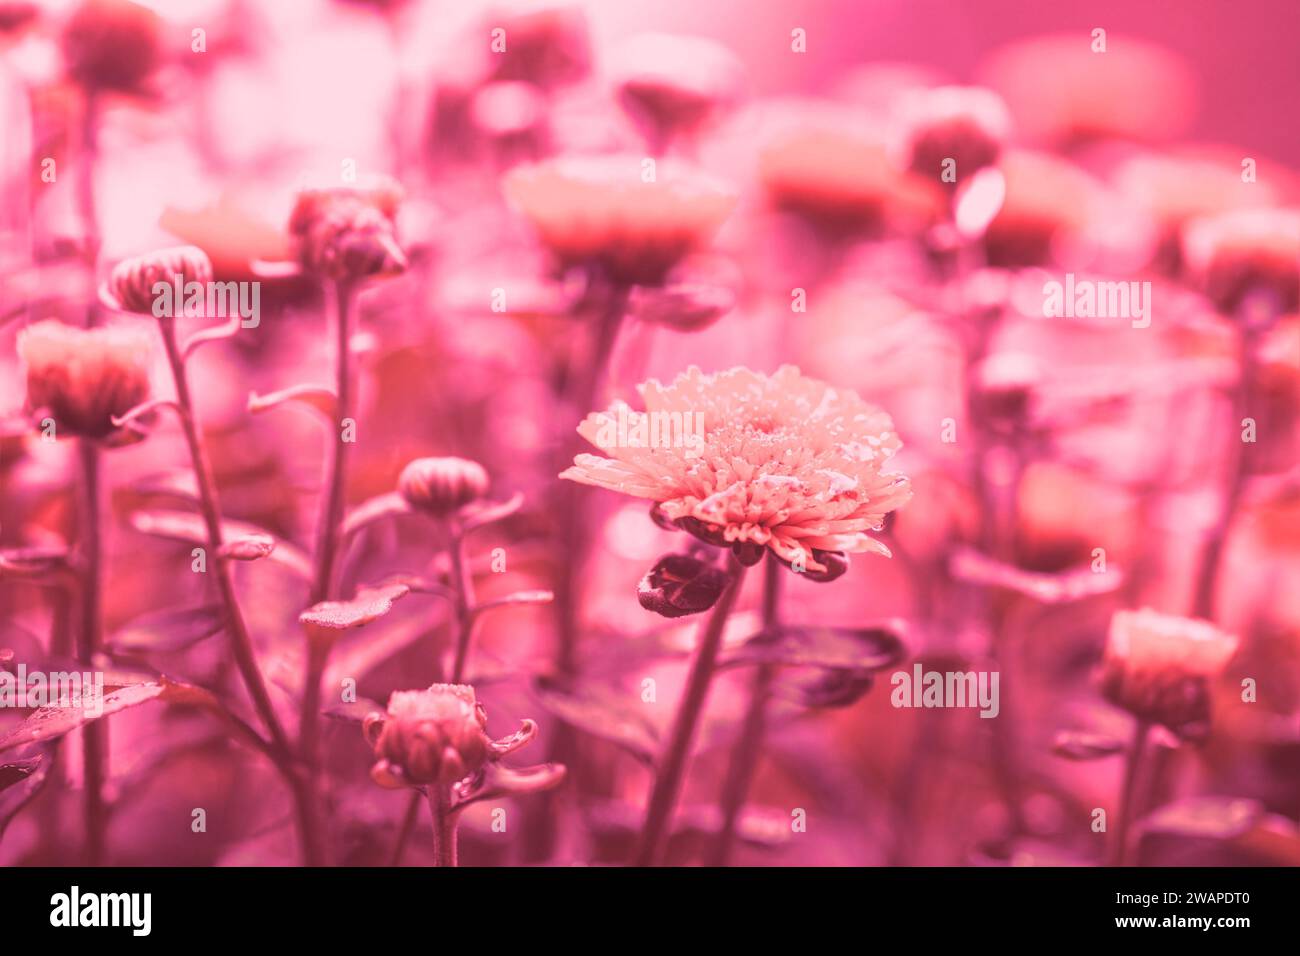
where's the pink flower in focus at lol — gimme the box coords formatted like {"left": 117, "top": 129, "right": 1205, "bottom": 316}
{"left": 561, "top": 366, "right": 911, "bottom": 572}
{"left": 1182, "top": 208, "right": 1300, "bottom": 317}
{"left": 1101, "top": 608, "right": 1239, "bottom": 735}
{"left": 17, "top": 319, "right": 152, "bottom": 440}
{"left": 288, "top": 178, "right": 407, "bottom": 282}
{"left": 504, "top": 155, "right": 736, "bottom": 286}
{"left": 364, "top": 684, "right": 491, "bottom": 789}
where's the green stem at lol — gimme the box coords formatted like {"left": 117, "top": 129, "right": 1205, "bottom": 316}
{"left": 428, "top": 786, "right": 458, "bottom": 867}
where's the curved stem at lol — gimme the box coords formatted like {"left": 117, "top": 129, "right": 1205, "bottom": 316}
{"left": 428, "top": 786, "right": 458, "bottom": 867}
{"left": 156, "top": 317, "right": 323, "bottom": 864}
{"left": 1109, "top": 719, "right": 1151, "bottom": 867}
{"left": 633, "top": 555, "right": 747, "bottom": 867}
{"left": 77, "top": 439, "right": 106, "bottom": 865}
{"left": 709, "top": 554, "right": 782, "bottom": 866}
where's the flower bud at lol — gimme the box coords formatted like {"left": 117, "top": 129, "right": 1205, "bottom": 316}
{"left": 365, "top": 684, "right": 490, "bottom": 788}
{"left": 288, "top": 180, "right": 407, "bottom": 282}
{"left": 637, "top": 553, "right": 729, "bottom": 618}
{"left": 895, "top": 85, "right": 1011, "bottom": 187}
{"left": 17, "top": 319, "right": 152, "bottom": 440}
{"left": 62, "top": 0, "right": 160, "bottom": 94}
{"left": 398, "top": 456, "right": 490, "bottom": 517}
{"left": 1182, "top": 208, "right": 1300, "bottom": 320}
{"left": 1100, "top": 608, "right": 1238, "bottom": 736}
{"left": 106, "top": 246, "right": 214, "bottom": 315}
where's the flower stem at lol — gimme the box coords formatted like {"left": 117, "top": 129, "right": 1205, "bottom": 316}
{"left": 448, "top": 522, "right": 477, "bottom": 683}
{"left": 709, "top": 554, "right": 782, "bottom": 866}
{"left": 1109, "top": 719, "right": 1151, "bottom": 867}
{"left": 1191, "top": 326, "right": 1258, "bottom": 620}
{"left": 633, "top": 554, "right": 747, "bottom": 867}
{"left": 428, "top": 786, "right": 459, "bottom": 867}
{"left": 77, "top": 439, "right": 106, "bottom": 865}
{"left": 156, "top": 317, "right": 323, "bottom": 864}
{"left": 310, "top": 279, "right": 356, "bottom": 604}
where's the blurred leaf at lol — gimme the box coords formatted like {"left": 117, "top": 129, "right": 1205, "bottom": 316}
{"left": 721, "top": 623, "right": 908, "bottom": 672}
{"left": 247, "top": 384, "right": 337, "bottom": 420}
{"left": 0, "top": 682, "right": 165, "bottom": 753}
{"left": 129, "top": 509, "right": 312, "bottom": 581}
{"left": 110, "top": 604, "right": 225, "bottom": 653}
{"left": 0, "top": 546, "right": 73, "bottom": 584}
{"left": 771, "top": 668, "right": 876, "bottom": 709}
{"left": 460, "top": 492, "right": 525, "bottom": 533}
{"left": 1051, "top": 730, "right": 1126, "bottom": 760}
{"left": 471, "top": 589, "right": 554, "bottom": 621}
{"left": 0, "top": 747, "right": 55, "bottom": 840}
{"left": 342, "top": 491, "right": 411, "bottom": 539}
{"left": 219, "top": 533, "right": 275, "bottom": 562}
{"left": 322, "top": 698, "right": 383, "bottom": 725}
{"left": 1141, "top": 797, "right": 1264, "bottom": 841}
{"left": 949, "top": 547, "right": 1122, "bottom": 603}
{"left": 487, "top": 719, "right": 538, "bottom": 758}
{"left": 533, "top": 678, "right": 659, "bottom": 765}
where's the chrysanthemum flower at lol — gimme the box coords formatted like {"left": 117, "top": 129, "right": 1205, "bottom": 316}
{"left": 17, "top": 319, "right": 152, "bottom": 440}
{"left": 288, "top": 178, "right": 407, "bottom": 282}
{"left": 104, "top": 245, "right": 214, "bottom": 314}
{"left": 1181, "top": 208, "right": 1300, "bottom": 317}
{"left": 1101, "top": 608, "right": 1239, "bottom": 735}
{"left": 561, "top": 366, "right": 911, "bottom": 572}
{"left": 613, "top": 33, "right": 745, "bottom": 149}
{"left": 503, "top": 155, "right": 736, "bottom": 286}
{"left": 364, "top": 684, "right": 491, "bottom": 788}
{"left": 893, "top": 85, "right": 1011, "bottom": 186}
{"left": 758, "top": 129, "right": 941, "bottom": 237}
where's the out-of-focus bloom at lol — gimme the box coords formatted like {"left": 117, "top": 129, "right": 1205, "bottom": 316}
{"left": 17, "top": 319, "right": 151, "bottom": 440}
{"left": 471, "top": 80, "right": 546, "bottom": 147}
{"left": 288, "top": 179, "right": 407, "bottom": 282}
{"left": 104, "top": 246, "right": 214, "bottom": 314}
{"left": 1182, "top": 208, "right": 1300, "bottom": 318}
{"left": 482, "top": 1, "right": 590, "bottom": 90}
{"left": 398, "top": 456, "right": 490, "bottom": 516}
{"left": 759, "top": 130, "right": 941, "bottom": 237}
{"left": 893, "top": 85, "right": 1011, "bottom": 187}
{"left": 0, "top": 2, "right": 38, "bottom": 35}
{"left": 504, "top": 156, "right": 736, "bottom": 286}
{"left": 1101, "top": 608, "right": 1239, "bottom": 735}
{"left": 982, "top": 150, "right": 1100, "bottom": 267}
{"left": 61, "top": 0, "right": 160, "bottom": 94}
{"left": 978, "top": 33, "right": 1194, "bottom": 145}
{"left": 612, "top": 33, "right": 744, "bottom": 151}
{"left": 364, "top": 684, "right": 490, "bottom": 788}
{"left": 561, "top": 366, "right": 912, "bottom": 573}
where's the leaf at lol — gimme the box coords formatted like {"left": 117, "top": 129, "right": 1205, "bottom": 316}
{"left": 247, "top": 384, "right": 337, "bottom": 421}
{"left": 771, "top": 669, "right": 877, "bottom": 709}
{"left": 1141, "top": 797, "right": 1264, "bottom": 841}
{"left": 533, "top": 678, "right": 660, "bottom": 765}
{"left": 459, "top": 492, "right": 525, "bottom": 533}
{"left": 299, "top": 583, "right": 411, "bottom": 632}
{"left": 342, "top": 491, "right": 411, "bottom": 539}
{"left": 110, "top": 604, "right": 225, "bottom": 653}
{"left": 182, "top": 315, "right": 243, "bottom": 359}
{"left": 0, "top": 682, "right": 166, "bottom": 753}
{"left": 0, "top": 748, "right": 55, "bottom": 839}
{"left": 219, "top": 533, "right": 276, "bottom": 561}
{"left": 721, "top": 623, "right": 908, "bottom": 672}
{"left": 322, "top": 698, "right": 384, "bottom": 725}
{"left": 129, "top": 509, "right": 312, "bottom": 582}
{"left": 111, "top": 398, "right": 181, "bottom": 430}
{"left": 949, "top": 547, "right": 1122, "bottom": 604}
{"left": 455, "top": 762, "right": 566, "bottom": 808}
{"left": 0, "top": 546, "right": 73, "bottom": 583}
{"left": 471, "top": 589, "right": 554, "bottom": 620}
{"left": 487, "top": 719, "right": 538, "bottom": 758}
{"left": 1052, "top": 730, "right": 1126, "bottom": 760}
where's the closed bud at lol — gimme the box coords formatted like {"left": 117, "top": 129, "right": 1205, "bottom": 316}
{"left": 365, "top": 684, "right": 490, "bottom": 788}
{"left": 637, "top": 552, "right": 729, "bottom": 618}
{"left": 62, "top": 0, "right": 160, "bottom": 94}
{"left": 397, "top": 456, "right": 490, "bottom": 517}
{"left": 288, "top": 180, "right": 407, "bottom": 282}
{"left": 106, "top": 246, "right": 214, "bottom": 314}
